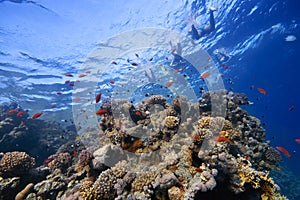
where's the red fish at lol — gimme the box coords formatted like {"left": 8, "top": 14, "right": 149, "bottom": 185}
{"left": 65, "top": 80, "right": 70, "bottom": 84}
{"left": 110, "top": 80, "right": 115, "bottom": 84}
{"left": 192, "top": 135, "right": 201, "bottom": 141}
{"left": 8, "top": 109, "right": 18, "bottom": 114}
{"left": 95, "top": 109, "right": 108, "bottom": 116}
{"left": 65, "top": 73, "right": 73, "bottom": 77}
{"left": 95, "top": 93, "right": 102, "bottom": 103}
{"left": 165, "top": 81, "right": 174, "bottom": 88}
{"left": 295, "top": 139, "right": 300, "bottom": 144}
{"left": 135, "top": 111, "right": 142, "bottom": 116}
{"left": 257, "top": 87, "right": 267, "bottom": 95}
{"left": 32, "top": 112, "right": 43, "bottom": 119}
{"left": 57, "top": 91, "right": 63, "bottom": 95}
{"left": 200, "top": 72, "right": 210, "bottom": 79}
{"left": 75, "top": 97, "right": 81, "bottom": 102}
{"left": 214, "top": 136, "right": 233, "bottom": 144}
{"left": 16, "top": 111, "right": 26, "bottom": 117}
{"left": 78, "top": 74, "right": 86, "bottom": 78}
{"left": 221, "top": 64, "right": 229, "bottom": 69}
{"left": 50, "top": 105, "right": 56, "bottom": 108}
{"left": 276, "top": 146, "right": 291, "bottom": 158}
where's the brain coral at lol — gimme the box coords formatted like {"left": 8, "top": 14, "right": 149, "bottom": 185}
{"left": 0, "top": 151, "right": 35, "bottom": 177}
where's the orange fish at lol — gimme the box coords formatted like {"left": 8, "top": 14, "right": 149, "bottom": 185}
{"left": 75, "top": 97, "right": 81, "bottom": 102}
{"left": 200, "top": 72, "right": 210, "bottom": 79}
{"left": 174, "top": 69, "right": 179, "bottom": 74}
{"left": 16, "top": 111, "right": 26, "bottom": 117}
{"left": 32, "top": 112, "right": 43, "bottom": 119}
{"left": 214, "top": 136, "right": 233, "bottom": 144}
{"left": 257, "top": 87, "right": 267, "bottom": 95}
{"left": 192, "top": 135, "right": 201, "bottom": 141}
{"left": 8, "top": 109, "right": 18, "bottom": 114}
{"left": 295, "top": 139, "right": 300, "bottom": 144}
{"left": 276, "top": 146, "right": 291, "bottom": 158}
{"left": 95, "top": 109, "right": 108, "bottom": 116}
{"left": 65, "top": 73, "right": 73, "bottom": 77}
{"left": 135, "top": 111, "right": 142, "bottom": 116}
{"left": 78, "top": 74, "right": 86, "bottom": 78}
{"left": 95, "top": 93, "right": 102, "bottom": 103}
{"left": 165, "top": 81, "right": 174, "bottom": 88}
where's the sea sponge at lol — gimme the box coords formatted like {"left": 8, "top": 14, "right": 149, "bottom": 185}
{"left": 0, "top": 151, "right": 35, "bottom": 177}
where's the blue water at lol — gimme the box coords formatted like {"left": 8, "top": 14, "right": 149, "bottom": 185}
{"left": 1, "top": 0, "right": 300, "bottom": 196}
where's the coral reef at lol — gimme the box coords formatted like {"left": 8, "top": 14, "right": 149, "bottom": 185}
{"left": 0, "top": 91, "right": 290, "bottom": 199}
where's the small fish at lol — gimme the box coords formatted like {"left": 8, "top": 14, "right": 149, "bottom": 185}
{"left": 135, "top": 111, "right": 142, "bottom": 116}
{"left": 57, "top": 91, "right": 63, "bottom": 95}
{"left": 165, "top": 81, "right": 174, "bottom": 88}
{"left": 110, "top": 80, "right": 115, "bottom": 84}
{"left": 174, "top": 69, "right": 179, "bottom": 74}
{"left": 78, "top": 74, "right": 86, "bottom": 78}
{"left": 16, "top": 111, "right": 26, "bottom": 117}
{"left": 214, "top": 136, "right": 233, "bottom": 144}
{"left": 85, "top": 70, "right": 91, "bottom": 74}
{"left": 131, "top": 62, "right": 138, "bottom": 66}
{"left": 192, "top": 135, "right": 201, "bottom": 141}
{"left": 75, "top": 97, "right": 81, "bottom": 101}
{"left": 65, "top": 73, "right": 73, "bottom": 77}
{"left": 257, "top": 87, "right": 267, "bottom": 95}
{"left": 111, "top": 61, "right": 117, "bottom": 65}
{"left": 65, "top": 80, "right": 70, "bottom": 84}
{"left": 276, "top": 146, "right": 291, "bottom": 158}
{"left": 8, "top": 109, "right": 18, "bottom": 114}
{"left": 200, "top": 71, "right": 210, "bottom": 79}
{"left": 289, "top": 105, "right": 295, "bottom": 111}
{"left": 221, "top": 64, "right": 229, "bottom": 69}
{"left": 285, "top": 35, "right": 297, "bottom": 42}
{"left": 95, "top": 93, "right": 102, "bottom": 103}
{"left": 69, "top": 82, "right": 75, "bottom": 86}
{"left": 295, "top": 138, "right": 300, "bottom": 144}
{"left": 95, "top": 109, "right": 108, "bottom": 116}
{"left": 135, "top": 53, "right": 139, "bottom": 58}
{"left": 149, "top": 57, "right": 153, "bottom": 61}
{"left": 50, "top": 105, "right": 56, "bottom": 108}
{"left": 32, "top": 112, "right": 43, "bottom": 119}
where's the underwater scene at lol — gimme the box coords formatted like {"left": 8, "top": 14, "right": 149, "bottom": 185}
{"left": 0, "top": 0, "right": 299, "bottom": 199}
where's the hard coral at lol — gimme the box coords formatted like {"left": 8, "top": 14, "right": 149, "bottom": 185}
{"left": 80, "top": 160, "right": 127, "bottom": 200}
{"left": 0, "top": 151, "right": 35, "bottom": 177}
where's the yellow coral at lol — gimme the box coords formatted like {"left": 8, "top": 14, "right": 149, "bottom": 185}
{"left": 164, "top": 116, "right": 179, "bottom": 129}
